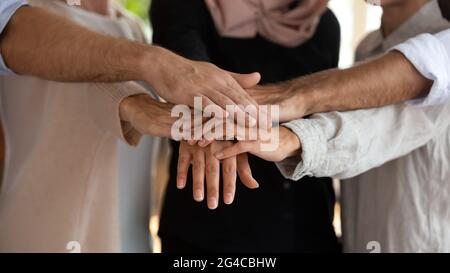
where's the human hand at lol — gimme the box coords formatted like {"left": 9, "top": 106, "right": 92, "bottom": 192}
{"left": 119, "top": 94, "right": 177, "bottom": 138}
{"left": 177, "top": 141, "right": 259, "bottom": 210}
{"left": 246, "top": 74, "right": 326, "bottom": 122}
{"left": 215, "top": 126, "right": 302, "bottom": 162}
{"left": 245, "top": 83, "right": 304, "bottom": 122}
{"left": 143, "top": 47, "right": 261, "bottom": 121}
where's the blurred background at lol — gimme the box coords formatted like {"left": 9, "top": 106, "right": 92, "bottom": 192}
{"left": 120, "top": 0, "right": 382, "bottom": 68}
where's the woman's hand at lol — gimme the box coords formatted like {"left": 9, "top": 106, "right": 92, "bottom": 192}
{"left": 215, "top": 126, "right": 302, "bottom": 162}
{"left": 177, "top": 141, "right": 259, "bottom": 210}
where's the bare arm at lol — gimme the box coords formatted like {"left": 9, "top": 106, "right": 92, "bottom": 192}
{"left": 250, "top": 51, "right": 432, "bottom": 121}
{"left": 0, "top": 6, "right": 260, "bottom": 111}
{"left": 0, "top": 6, "right": 149, "bottom": 82}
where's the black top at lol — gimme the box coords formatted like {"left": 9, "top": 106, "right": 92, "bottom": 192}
{"left": 151, "top": 0, "right": 341, "bottom": 253}
{"left": 439, "top": 0, "right": 450, "bottom": 21}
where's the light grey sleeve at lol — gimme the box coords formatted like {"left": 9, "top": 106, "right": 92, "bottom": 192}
{"left": 276, "top": 102, "right": 450, "bottom": 180}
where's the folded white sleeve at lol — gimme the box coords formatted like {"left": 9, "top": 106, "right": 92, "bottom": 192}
{"left": 392, "top": 29, "right": 450, "bottom": 106}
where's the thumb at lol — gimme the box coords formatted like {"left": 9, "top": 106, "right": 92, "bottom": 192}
{"left": 228, "top": 71, "right": 261, "bottom": 88}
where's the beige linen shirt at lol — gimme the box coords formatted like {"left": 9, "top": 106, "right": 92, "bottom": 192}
{"left": 276, "top": 0, "right": 450, "bottom": 252}
{"left": 0, "top": 0, "right": 150, "bottom": 252}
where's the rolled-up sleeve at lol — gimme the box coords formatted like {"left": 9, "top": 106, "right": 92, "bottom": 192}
{"left": 393, "top": 29, "right": 450, "bottom": 106}
{"left": 276, "top": 101, "right": 450, "bottom": 181}
{"left": 0, "top": 0, "right": 28, "bottom": 75}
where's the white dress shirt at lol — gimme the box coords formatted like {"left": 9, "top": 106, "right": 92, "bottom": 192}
{"left": 276, "top": 0, "right": 450, "bottom": 252}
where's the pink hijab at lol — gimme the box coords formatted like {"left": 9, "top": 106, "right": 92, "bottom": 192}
{"left": 205, "top": 0, "right": 329, "bottom": 47}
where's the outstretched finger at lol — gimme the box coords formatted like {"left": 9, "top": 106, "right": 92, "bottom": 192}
{"left": 205, "top": 150, "right": 220, "bottom": 210}
{"left": 192, "top": 148, "right": 205, "bottom": 202}
{"left": 215, "top": 142, "right": 250, "bottom": 160}
{"left": 222, "top": 156, "right": 237, "bottom": 205}
{"left": 177, "top": 143, "right": 192, "bottom": 190}
{"left": 236, "top": 153, "right": 259, "bottom": 189}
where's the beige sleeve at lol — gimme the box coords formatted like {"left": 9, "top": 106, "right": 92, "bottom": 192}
{"left": 86, "top": 82, "right": 148, "bottom": 146}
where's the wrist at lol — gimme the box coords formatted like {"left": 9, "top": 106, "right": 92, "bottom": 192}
{"left": 278, "top": 74, "right": 328, "bottom": 120}
{"left": 111, "top": 42, "right": 169, "bottom": 84}
{"left": 294, "top": 70, "right": 339, "bottom": 116}
{"left": 288, "top": 87, "right": 318, "bottom": 118}
{"left": 137, "top": 45, "right": 185, "bottom": 86}
{"left": 279, "top": 126, "right": 301, "bottom": 160}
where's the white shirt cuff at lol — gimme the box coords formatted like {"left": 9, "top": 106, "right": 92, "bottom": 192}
{"left": 275, "top": 120, "right": 327, "bottom": 181}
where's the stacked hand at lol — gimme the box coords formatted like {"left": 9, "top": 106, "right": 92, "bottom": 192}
{"left": 177, "top": 141, "right": 259, "bottom": 210}
{"left": 117, "top": 48, "right": 311, "bottom": 210}
{"left": 176, "top": 126, "right": 301, "bottom": 209}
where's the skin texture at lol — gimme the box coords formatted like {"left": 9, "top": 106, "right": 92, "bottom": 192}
{"left": 0, "top": 6, "right": 260, "bottom": 116}
{"left": 181, "top": 126, "right": 300, "bottom": 209}
{"left": 215, "top": 127, "right": 301, "bottom": 162}
{"left": 177, "top": 141, "right": 259, "bottom": 209}
{"left": 119, "top": 94, "right": 177, "bottom": 138}
{"left": 248, "top": 51, "right": 432, "bottom": 122}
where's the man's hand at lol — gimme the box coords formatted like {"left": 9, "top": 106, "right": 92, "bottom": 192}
{"left": 215, "top": 127, "right": 302, "bottom": 162}
{"left": 141, "top": 47, "right": 261, "bottom": 118}
{"left": 119, "top": 94, "right": 177, "bottom": 138}
{"left": 177, "top": 141, "right": 259, "bottom": 210}
{"left": 246, "top": 51, "right": 433, "bottom": 121}
{"left": 246, "top": 80, "right": 317, "bottom": 122}
{"left": 0, "top": 7, "right": 261, "bottom": 118}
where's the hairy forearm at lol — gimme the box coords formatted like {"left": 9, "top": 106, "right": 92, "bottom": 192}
{"left": 0, "top": 6, "right": 160, "bottom": 82}
{"left": 293, "top": 51, "right": 432, "bottom": 116}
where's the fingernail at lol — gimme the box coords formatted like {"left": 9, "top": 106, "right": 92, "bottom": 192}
{"left": 215, "top": 152, "right": 224, "bottom": 159}
{"left": 224, "top": 193, "right": 234, "bottom": 205}
{"left": 177, "top": 179, "right": 185, "bottom": 189}
{"left": 199, "top": 140, "right": 206, "bottom": 147}
{"left": 208, "top": 197, "right": 218, "bottom": 210}
{"left": 194, "top": 190, "right": 204, "bottom": 202}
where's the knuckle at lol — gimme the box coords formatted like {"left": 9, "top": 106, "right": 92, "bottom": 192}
{"left": 207, "top": 187, "right": 219, "bottom": 195}
{"left": 206, "top": 164, "right": 219, "bottom": 175}
{"left": 223, "top": 165, "right": 235, "bottom": 174}
{"left": 192, "top": 162, "right": 204, "bottom": 172}
{"left": 178, "top": 156, "right": 190, "bottom": 165}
